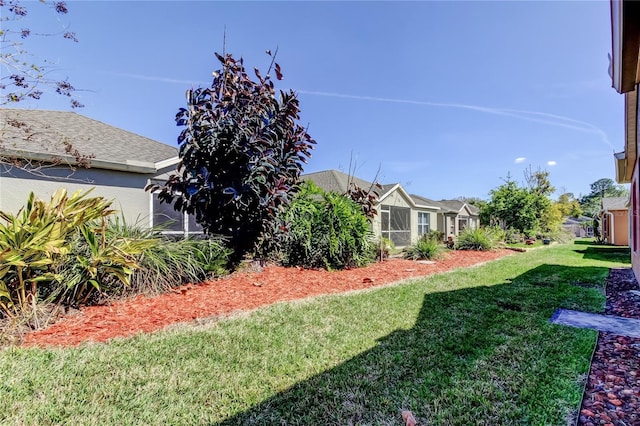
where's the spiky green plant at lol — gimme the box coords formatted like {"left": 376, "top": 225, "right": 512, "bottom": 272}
{"left": 0, "top": 189, "right": 114, "bottom": 317}
{"left": 404, "top": 235, "right": 444, "bottom": 260}
{"left": 455, "top": 227, "right": 499, "bottom": 251}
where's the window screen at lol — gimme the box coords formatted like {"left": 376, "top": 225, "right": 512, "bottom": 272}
{"left": 380, "top": 205, "right": 411, "bottom": 246}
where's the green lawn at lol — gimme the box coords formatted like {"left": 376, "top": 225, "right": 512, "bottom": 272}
{"left": 0, "top": 241, "right": 630, "bottom": 425}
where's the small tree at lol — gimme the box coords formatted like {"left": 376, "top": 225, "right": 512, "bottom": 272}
{"left": 1, "top": 0, "right": 82, "bottom": 108}
{"left": 148, "top": 51, "right": 315, "bottom": 263}
{"left": 1, "top": 1, "right": 92, "bottom": 176}
{"left": 579, "top": 178, "right": 629, "bottom": 217}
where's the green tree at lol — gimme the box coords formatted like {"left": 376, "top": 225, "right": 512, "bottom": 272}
{"left": 148, "top": 51, "right": 315, "bottom": 263}
{"left": 525, "top": 167, "right": 554, "bottom": 233}
{"left": 579, "top": 178, "right": 628, "bottom": 217}
{"left": 556, "top": 193, "right": 582, "bottom": 218}
{"left": 486, "top": 176, "right": 539, "bottom": 233}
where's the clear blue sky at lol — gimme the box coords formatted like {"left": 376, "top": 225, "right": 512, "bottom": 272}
{"left": 9, "top": 1, "right": 623, "bottom": 201}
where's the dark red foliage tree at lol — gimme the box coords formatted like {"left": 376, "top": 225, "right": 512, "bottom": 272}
{"left": 147, "top": 51, "right": 315, "bottom": 263}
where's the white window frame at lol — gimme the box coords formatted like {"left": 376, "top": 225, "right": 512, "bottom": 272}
{"left": 149, "top": 191, "right": 204, "bottom": 238}
{"left": 417, "top": 212, "right": 430, "bottom": 236}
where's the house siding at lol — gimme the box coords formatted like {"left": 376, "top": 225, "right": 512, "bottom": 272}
{"left": 0, "top": 165, "right": 167, "bottom": 225}
{"left": 633, "top": 146, "right": 640, "bottom": 280}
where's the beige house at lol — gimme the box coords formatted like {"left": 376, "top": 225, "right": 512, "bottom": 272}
{"left": 600, "top": 197, "right": 629, "bottom": 246}
{"left": 610, "top": 0, "right": 640, "bottom": 276}
{"left": 303, "top": 170, "right": 448, "bottom": 247}
{"left": 0, "top": 108, "right": 195, "bottom": 235}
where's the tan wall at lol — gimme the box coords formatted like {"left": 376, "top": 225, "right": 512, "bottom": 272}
{"left": 0, "top": 167, "right": 153, "bottom": 226}
{"left": 613, "top": 210, "right": 629, "bottom": 246}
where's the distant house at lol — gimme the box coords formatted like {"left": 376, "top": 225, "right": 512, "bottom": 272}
{"left": 600, "top": 196, "right": 629, "bottom": 246}
{"left": 436, "top": 199, "right": 480, "bottom": 237}
{"left": 303, "top": 169, "right": 445, "bottom": 247}
{"left": 562, "top": 215, "right": 594, "bottom": 238}
{"left": 0, "top": 108, "right": 197, "bottom": 236}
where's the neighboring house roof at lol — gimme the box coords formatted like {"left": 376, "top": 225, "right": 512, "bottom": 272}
{"left": 410, "top": 194, "right": 446, "bottom": 209}
{"left": 303, "top": 170, "right": 441, "bottom": 210}
{"left": 302, "top": 169, "right": 382, "bottom": 195}
{"left": 563, "top": 215, "right": 593, "bottom": 225}
{"left": 0, "top": 108, "right": 178, "bottom": 174}
{"left": 601, "top": 196, "right": 629, "bottom": 211}
{"left": 438, "top": 199, "right": 480, "bottom": 216}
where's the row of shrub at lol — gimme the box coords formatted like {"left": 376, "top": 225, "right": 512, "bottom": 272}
{"left": 0, "top": 189, "right": 230, "bottom": 319}
{"left": 402, "top": 227, "right": 500, "bottom": 260}
{"left": 0, "top": 185, "right": 575, "bottom": 319}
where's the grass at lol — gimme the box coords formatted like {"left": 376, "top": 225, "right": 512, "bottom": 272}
{"left": 0, "top": 241, "right": 630, "bottom": 425}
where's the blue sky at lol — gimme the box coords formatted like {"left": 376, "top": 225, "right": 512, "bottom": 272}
{"left": 8, "top": 1, "right": 623, "bottom": 200}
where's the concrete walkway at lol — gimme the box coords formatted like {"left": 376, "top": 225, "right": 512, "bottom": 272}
{"left": 550, "top": 309, "right": 640, "bottom": 338}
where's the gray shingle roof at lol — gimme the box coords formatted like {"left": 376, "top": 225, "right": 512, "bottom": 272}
{"left": 601, "top": 196, "right": 628, "bottom": 211}
{"left": 302, "top": 170, "right": 382, "bottom": 195}
{"left": 1, "top": 109, "right": 177, "bottom": 168}
{"left": 439, "top": 199, "right": 480, "bottom": 215}
{"left": 410, "top": 193, "right": 446, "bottom": 209}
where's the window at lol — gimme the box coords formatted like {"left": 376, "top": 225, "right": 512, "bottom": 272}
{"left": 418, "top": 212, "right": 430, "bottom": 236}
{"left": 151, "top": 193, "right": 203, "bottom": 237}
{"left": 380, "top": 205, "right": 411, "bottom": 246}
{"left": 458, "top": 217, "right": 468, "bottom": 232}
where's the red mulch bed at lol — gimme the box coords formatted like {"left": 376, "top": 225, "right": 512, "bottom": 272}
{"left": 23, "top": 249, "right": 514, "bottom": 348}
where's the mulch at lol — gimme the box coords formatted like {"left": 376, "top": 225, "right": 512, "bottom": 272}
{"left": 578, "top": 268, "right": 640, "bottom": 426}
{"left": 22, "top": 249, "right": 514, "bottom": 348}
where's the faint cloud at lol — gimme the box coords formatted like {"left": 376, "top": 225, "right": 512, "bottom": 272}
{"left": 98, "top": 70, "right": 208, "bottom": 86}
{"left": 547, "top": 160, "right": 557, "bottom": 166}
{"left": 514, "top": 157, "right": 526, "bottom": 164}
{"left": 297, "top": 90, "right": 614, "bottom": 149}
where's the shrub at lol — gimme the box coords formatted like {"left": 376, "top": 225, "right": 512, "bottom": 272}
{"left": 455, "top": 228, "right": 498, "bottom": 251}
{"left": 404, "top": 235, "right": 444, "bottom": 260}
{"left": 0, "top": 190, "right": 233, "bottom": 319}
{"left": 91, "top": 217, "right": 230, "bottom": 298}
{"left": 546, "top": 227, "right": 575, "bottom": 244}
{"left": 0, "top": 189, "right": 115, "bottom": 317}
{"left": 278, "top": 182, "right": 375, "bottom": 270}
{"left": 425, "top": 229, "right": 445, "bottom": 242}
{"left": 50, "top": 219, "right": 156, "bottom": 306}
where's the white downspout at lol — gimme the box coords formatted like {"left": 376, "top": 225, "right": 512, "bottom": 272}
{"left": 608, "top": 212, "right": 616, "bottom": 244}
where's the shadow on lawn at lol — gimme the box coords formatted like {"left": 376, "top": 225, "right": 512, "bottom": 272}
{"left": 216, "top": 263, "right": 613, "bottom": 425}
{"left": 574, "top": 246, "right": 630, "bottom": 264}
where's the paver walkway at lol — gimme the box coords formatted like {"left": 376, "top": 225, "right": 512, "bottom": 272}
{"left": 551, "top": 308, "right": 640, "bottom": 338}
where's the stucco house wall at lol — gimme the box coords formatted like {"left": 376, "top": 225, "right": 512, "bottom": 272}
{"left": 610, "top": 0, "right": 640, "bottom": 278}
{"left": 0, "top": 108, "right": 181, "bottom": 232}
{"left": 0, "top": 165, "right": 175, "bottom": 226}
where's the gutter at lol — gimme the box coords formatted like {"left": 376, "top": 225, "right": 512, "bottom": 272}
{"left": 1, "top": 150, "right": 158, "bottom": 174}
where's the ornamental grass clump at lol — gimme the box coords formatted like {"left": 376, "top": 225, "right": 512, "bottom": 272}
{"left": 404, "top": 234, "right": 444, "bottom": 260}
{"left": 455, "top": 227, "right": 498, "bottom": 251}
